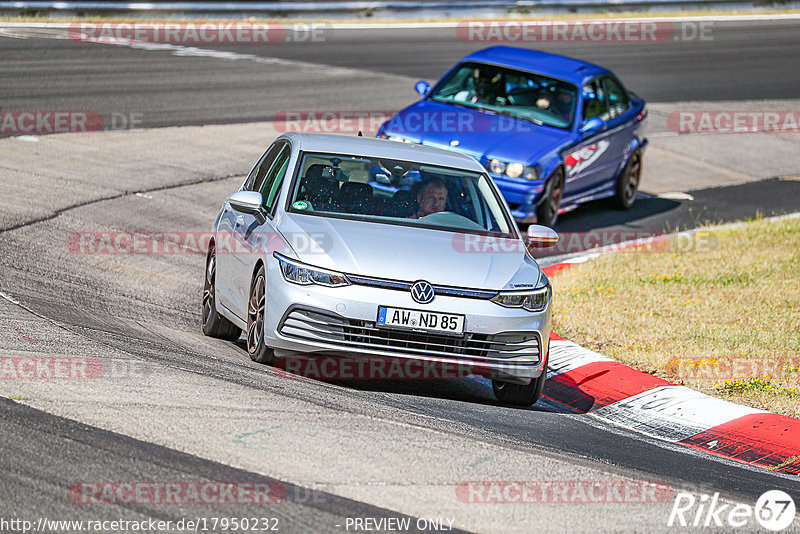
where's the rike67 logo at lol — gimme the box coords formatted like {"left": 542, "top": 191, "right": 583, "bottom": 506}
{"left": 668, "top": 490, "right": 796, "bottom": 531}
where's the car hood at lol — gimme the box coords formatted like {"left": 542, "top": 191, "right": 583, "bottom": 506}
{"left": 386, "top": 100, "right": 573, "bottom": 164}
{"left": 277, "top": 213, "right": 542, "bottom": 291}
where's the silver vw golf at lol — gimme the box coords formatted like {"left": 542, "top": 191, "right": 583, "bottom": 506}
{"left": 203, "top": 133, "right": 558, "bottom": 406}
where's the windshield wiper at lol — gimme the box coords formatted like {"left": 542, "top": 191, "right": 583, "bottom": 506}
{"left": 497, "top": 110, "right": 544, "bottom": 126}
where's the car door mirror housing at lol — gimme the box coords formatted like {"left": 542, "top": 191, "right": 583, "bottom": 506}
{"left": 579, "top": 117, "right": 606, "bottom": 136}
{"left": 525, "top": 225, "right": 559, "bottom": 248}
{"left": 415, "top": 80, "right": 431, "bottom": 97}
{"left": 229, "top": 191, "right": 266, "bottom": 224}
{"left": 373, "top": 173, "right": 392, "bottom": 185}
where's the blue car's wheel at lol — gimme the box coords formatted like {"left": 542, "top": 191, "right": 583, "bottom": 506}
{"left": 536, "top": 168, "right": 564, "bottom": 227}
{"left": 613, "top": 150, "right": 642, "bottom": 210}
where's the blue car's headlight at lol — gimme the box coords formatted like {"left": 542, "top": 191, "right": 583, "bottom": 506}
{"left": 274, "top": 252, "right": 350, "bottom": 287}
{"left": 489, "top": 159, "right": 507, "bottom": 174}
{"left": 522, "top": 166, "right": 539, "bottom": 181}
{"left": 491, "top": 284, "right": 551, "bottom": 312}
{"left": 505, "top": 162, "right": 524, "bottom": 177}
{"left": 488, "top": 160, "right": 538, "bottom": 180}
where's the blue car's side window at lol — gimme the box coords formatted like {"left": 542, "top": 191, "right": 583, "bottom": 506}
{"left": 582, "top": 79, "right": 609, "bottom": 122}
{"left": 603, "top": 76, "right": 631, "bottom": 120}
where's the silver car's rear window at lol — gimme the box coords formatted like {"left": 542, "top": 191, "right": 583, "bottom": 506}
{"left": 287, "top": 152, "right": 514, "bottom": 237}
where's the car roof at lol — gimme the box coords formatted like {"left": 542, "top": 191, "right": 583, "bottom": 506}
{"left": 460, "top": 46, "right": 609, "bottom": 86}
{"left": 279, "top": 133, "right": 485, "bottom": 172}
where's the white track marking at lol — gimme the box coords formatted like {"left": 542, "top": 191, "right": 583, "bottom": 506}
{"left": 0, "top": 26, "right": 410, "bottom": 79}
{"left": 547, "top": 339, "right": 615, "bottom": 379}
{"left": 592, "top": 385, "right": 764, "bottom": 442}
{"left": 657, "top": 191, "right": 694, "bottom": 200}
{"left": 0, "top": 27, "right": 73, "bottom": 38}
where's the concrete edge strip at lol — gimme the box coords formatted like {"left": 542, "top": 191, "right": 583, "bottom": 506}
{"left": 539, "top": 216, "right": 800, "bottom": 475}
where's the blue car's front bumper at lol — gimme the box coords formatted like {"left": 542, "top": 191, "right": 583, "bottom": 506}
{"left": 488, "top": 173, "right": 547, "bottom": 223}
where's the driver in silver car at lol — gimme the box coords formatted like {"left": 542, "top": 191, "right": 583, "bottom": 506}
{"left": 410, "top": 178, "right": 448, "bottom": 219}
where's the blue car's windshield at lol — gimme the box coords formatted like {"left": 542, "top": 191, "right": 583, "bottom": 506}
{"left": 288, "top": 152, "right": 515, "bottom": 237}
{"left": 429, "top": 62, "right": 578, "bottom": 130}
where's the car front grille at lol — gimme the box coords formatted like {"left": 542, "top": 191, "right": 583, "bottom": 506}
{"left": 346, "top": 274, "right": 498, "bottom": 300}
{"left": 278, "top": 308, "right": 540, "bottom": 362}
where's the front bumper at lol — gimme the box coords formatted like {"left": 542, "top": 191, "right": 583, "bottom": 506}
{"left": 263, "top": 258, "right": 551, "bottom": 384}
{"left": 488, "top": 172, "right": 546, "bottom": 223}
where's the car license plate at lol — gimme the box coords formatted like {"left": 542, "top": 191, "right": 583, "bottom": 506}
{"left": 377, "top": 306, "right": 464, "bottom": 335}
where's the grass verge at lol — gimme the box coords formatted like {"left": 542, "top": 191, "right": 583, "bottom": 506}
{"left": 550, "top": 216, "right": 800, "bottom": 418}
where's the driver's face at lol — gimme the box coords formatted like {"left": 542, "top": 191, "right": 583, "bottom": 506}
{"left": 474, "top": 69, "right": 497, "bottom": 96}
{"left": 417, "top": 184, "right": 447, "bottom": 217}
{"left": 475, "top": 76, "right": 493, "bottom": 96}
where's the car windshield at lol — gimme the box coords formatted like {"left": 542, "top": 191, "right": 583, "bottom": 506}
{"left": 429, "top": 62, "right": 578, "bottom": 129}
{"left": 288, "top": 152, "right": 514, "bottom": 236}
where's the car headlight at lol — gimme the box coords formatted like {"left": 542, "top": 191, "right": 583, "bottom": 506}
{"left": 522, "top": 166, "right": 538, "bottom": 180}
{"left": 491, "top": 284, "right": 551, "bottom": 312}
{"left": 274, "top": 252, "right": 350, "bottom": 287}
{"left": 489, "top": 159, "right": 506, "bottom": 174}
{"left": 488, "top": 160, "right": 538, "bottom": 180}
{"left": 505, "top": 162, "right": 524, "bottom": 178}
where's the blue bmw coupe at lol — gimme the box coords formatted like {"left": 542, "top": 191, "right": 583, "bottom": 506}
{"left": 378, "top": 46, "right": 647, "bottom": 226}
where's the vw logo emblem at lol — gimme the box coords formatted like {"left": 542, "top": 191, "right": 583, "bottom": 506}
{"left": 410, "top": 280, "right": 435, "bottom": 304}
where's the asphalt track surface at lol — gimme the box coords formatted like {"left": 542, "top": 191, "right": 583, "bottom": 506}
{"left": 1, "top": 398, "right": 443, "bottom": 534}
{"left": 1, "top": 20, "right": 799, "bottom": 129}
{"left": 1, "top": 18, "right": 800, "bottom": 533}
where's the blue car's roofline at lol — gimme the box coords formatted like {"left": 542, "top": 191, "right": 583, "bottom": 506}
{"left": 460, "top": 46, "right": 609, "bottom": 86}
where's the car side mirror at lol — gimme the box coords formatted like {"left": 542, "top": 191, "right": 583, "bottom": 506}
{"left": 579, "top": 117, "right": 606, "bottom": 136}
{"left": 373, "top": 173, "right": 392, "bottom": 185}
{"left": 229, "top": 191, "right": 266, "bottom": 224}
{"left": 415, "top": 80, "right": 431, "bottom": 97}
{"left": 525, "top": 225, "right": 559, "bottom": 248}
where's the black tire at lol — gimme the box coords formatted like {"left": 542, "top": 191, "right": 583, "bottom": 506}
{"left": 246, "top": 265, "right": 275, "bottom": 364}
{"left": 612, "top": 150, "right": 642, "bottom": 210}
{"left": 536, "top": 168, "right": 564, "bottom": 227}
{"left": 492, "top": 352, "right": 548, "bottom": 407}
{"left": 202, "top": 245, "right": 241, "bottom": 341}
